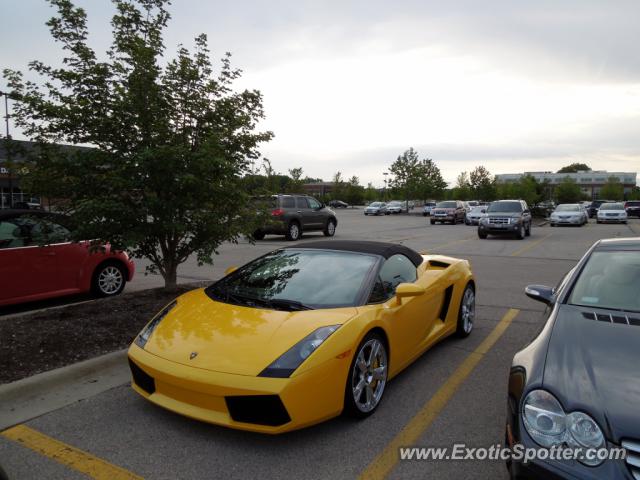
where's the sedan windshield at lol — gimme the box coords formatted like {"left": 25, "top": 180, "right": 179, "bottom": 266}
{"left": 436, "top": 201, "right": 456, "bottom": 208}
{"left": 569, "top": 251, "right": 640, "bottom": 312}
{"left": 601, "top": 203, "right": 624, "bottom": 210}
{"left": 487, "top": 201, "right": 523, "bottom": 213}
{"left": 555, "top": 204, "right": 580, "bottom": 212}
{"left": 369, "top": 202, "right": 382, "bottom": 207}
{"left": 206, "top": 249, "right": 378, "bottom": 310}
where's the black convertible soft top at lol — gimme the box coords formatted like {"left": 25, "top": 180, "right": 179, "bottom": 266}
{"left": 295, "top": 240, "right": 424, "bottom": 267}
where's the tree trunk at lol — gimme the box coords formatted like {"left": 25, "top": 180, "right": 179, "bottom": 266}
{"left": 163, "top": 261, "right": 178, "bottom": 291}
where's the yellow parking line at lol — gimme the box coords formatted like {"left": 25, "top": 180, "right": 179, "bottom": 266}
{"left": 358, "top": 308, "right": 520, "bottom": 480}
{"left": 510, "top": 233, "right": 552, "bottom": 257}
{"left": 1, "top": 424, "right": 143, "bottom": 480}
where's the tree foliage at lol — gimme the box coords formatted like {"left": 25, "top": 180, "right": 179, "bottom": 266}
{"left": 599, "top": 176, "right": 624, "bottom": 200}
{"left": 554, "top": 176, "right": 582, "bottom": 203}
{"left": 389, "top": 148, "right": 446, "bottom": 206}
{"left": 557, "top": 163, "right": 591, "bottom": 173}
{"left": 4, "top": 0, "right": 273, "bottom": 288}
{"left": 469, "top": 166, "right": 497, "bottom": 201}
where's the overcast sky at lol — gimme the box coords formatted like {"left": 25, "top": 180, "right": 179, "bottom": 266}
{"left": 2, "top": 0, "right": 640, "bottom": 186}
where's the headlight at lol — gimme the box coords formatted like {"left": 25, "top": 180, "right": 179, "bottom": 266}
{"left": 480, "top": 217, "right": 489, "bottom": 225}
{"left": 134, "top": 300, "right": 177, "bottom": 349}
{"left": 259, "top": 325, "right": 340, "bottom": 378}
{"left": 522, "top": 390, "right": 606, "bottom": 466}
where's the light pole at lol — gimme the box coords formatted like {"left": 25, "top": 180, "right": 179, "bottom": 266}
{"left": 383, "top": 172, "right": 388, "bottom": 201}
{"left": 0, "top": 90, "right": 13, "bottom": 208}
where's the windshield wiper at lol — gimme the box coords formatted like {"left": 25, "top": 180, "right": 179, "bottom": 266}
{"left": 263, "top": 298, "right": 315, "bottom": 311}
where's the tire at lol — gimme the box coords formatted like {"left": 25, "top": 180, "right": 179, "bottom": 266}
{"left": 430, "top": 220, "right": 435, "bottom": 225}
{"left": 465, "top": 219, "right": 470, "bottom": 225}
{"left": 478, "top": 232, "right": 488, "bottom": 239}
{"left": 525, "top": 223, "right": 531, "bottom": 236}
{"left": 516, "top": 224, "right": 524, "bottom": 240}
{"left": 324, "top": 218, "right": 337, "bottom": 237}
{"left": 550, "top": 223, "right": 555, "bottom": 227}
{"left": 252, "top": 230, "right": 265, "bottom": 240}
{"left": 364, "top": 213, "right": 368, "bottom": 216}
{"left": 422, "top": 213, "right": 427, "bottom": 217}
{"left": 285, "top": 221, "right": 301, "bottom": 241}
{"left": 456, "top": 283, "right": 475, "bottom": 338}
{"left": 597, "top": 220, "right": 601, "bottom": 224}
{"left": 92, "top": 261, "right": 127, "bottom": 298}
{"left": 344, "top": 332, "right": 388, "bottom": 419}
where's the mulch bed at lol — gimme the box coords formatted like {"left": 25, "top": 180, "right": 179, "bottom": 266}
{"left": 0, "top": 283, "right": 208, "bottom": 384}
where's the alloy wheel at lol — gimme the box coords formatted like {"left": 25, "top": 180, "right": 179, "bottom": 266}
{"left": 351, "top": 338, "right": 388, "bottom": 413}
{"left": 461, "top": 287, "right": 475, "bottom": 334}
{"left": 98, "top": 266, "right": 124, "bottom": 295}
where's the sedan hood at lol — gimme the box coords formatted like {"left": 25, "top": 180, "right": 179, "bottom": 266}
{"left": 144, "top": 288, "right": 357, "bottom": 376}
{"left": 543, "top": 305, "right": 640, "bottom": 442}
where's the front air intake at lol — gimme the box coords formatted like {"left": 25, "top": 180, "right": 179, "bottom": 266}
{"left": 225, "top": 395, "right": 291, "bottom": 426}
{"left": 128, "top": 359, "right": 156, "bottom": 395}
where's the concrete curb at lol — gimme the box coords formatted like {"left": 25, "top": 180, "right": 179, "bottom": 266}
{"left": 0, "top": 349, "right": 130, "bottom": 430}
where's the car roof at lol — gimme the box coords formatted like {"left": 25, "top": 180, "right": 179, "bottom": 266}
{"left": 293, "top": 240, "right": 424, "bottom": 267}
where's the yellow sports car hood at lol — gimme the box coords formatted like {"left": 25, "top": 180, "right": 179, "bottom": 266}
{"left": 144, "top": 288, "right": 357, "bottom": 376}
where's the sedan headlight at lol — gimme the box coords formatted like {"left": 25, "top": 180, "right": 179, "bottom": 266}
{"left": 134, "top": 300, "right": 177, "bottom": 349}
{"left": 523, "top": 390, "right": 606, "bottom": 466}
{"left": 259, "top": 325, "right": 340, "bottom": 378}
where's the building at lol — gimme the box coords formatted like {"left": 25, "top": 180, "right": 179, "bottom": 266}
{"left": 495, "top": 171, "right": 637, "bottom": 199}
{"left": 303, "top": 182, "right": 335, "bottom": 197}
{"left": 0, "top": 139, "right": 87, "bottom": 208}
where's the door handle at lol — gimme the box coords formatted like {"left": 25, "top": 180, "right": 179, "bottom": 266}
{"left": 297, "top": 210, "right": 302, "bottom": 213}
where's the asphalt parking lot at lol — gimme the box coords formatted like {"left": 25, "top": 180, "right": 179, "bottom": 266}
{"left": 2, "top": 210, "right": 639, "bottom": 479}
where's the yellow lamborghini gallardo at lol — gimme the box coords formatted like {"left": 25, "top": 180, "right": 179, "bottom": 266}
{"left": 128, "top": 240, "right": 475, "bottom": 433}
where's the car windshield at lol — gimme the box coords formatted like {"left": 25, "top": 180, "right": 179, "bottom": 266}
{"left": 470, "top": 206, "right": 485, "bottom": 213}
{"left": 601, "top": 203, "right": 623, "bottom": 210}
{"left": 436, "top": 201, "right": 456, "bottom": 208}
{"left": 426, "top": 202, "right": 436, "bottom": 207}
{"left": 627, "top": 201, "right": 640, "bottom": 207}
{"left": 568, "top": 251, "right": 640, "bottom": 313}
{"left": 206, "top": 249, "right": 378, "bottom": 309}
{"left": 487, "top": 201, "right": 523, "bottom": 213}
{"left": 369, "top": 202, "right": 382, "bottom": 207}
{"left": 555, "top": 204, "right": 580, "bottom": 212}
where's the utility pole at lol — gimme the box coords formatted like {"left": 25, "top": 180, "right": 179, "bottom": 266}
{"left": 0, "top": 91, "right": 12, "bottom": 208}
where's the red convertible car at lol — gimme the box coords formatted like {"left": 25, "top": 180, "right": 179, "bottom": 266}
{"left": 0, "top": 209, "right": 135, "bottom": 307}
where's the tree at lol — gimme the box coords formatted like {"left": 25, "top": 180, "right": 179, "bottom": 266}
{"left": 389, "top": 148, "right": 420, "bottom": 208}
{"left": 555, "top": 177, "right": 582, "bottom": 203}
{"left": 469, "top": 166, "right": 496, "bottom": 201}
{"left": 414, "top": 158, "right": 447, "bottom": 201}
{"left": 5, "top": 0, "right": 272, "bottom": 288}
{"left": 331, "top": 171, "right": 344, "bottom": 200}
{"left": 288, "top": 167, "right": 304, "bottom": 193}
{"left": 344, "top": 176, "right": 365, "bottom": 205}
{"left": 452, "top": 171, "right": 471, "bottom": 200}
{"left": 495, "top": 174, "right": 540, "bottom": 206}
{"left": 600, "top": 176, "right": 624, "bottom": 200}
{"left": 557, "top": 163, "right": 591, "bottom": 173}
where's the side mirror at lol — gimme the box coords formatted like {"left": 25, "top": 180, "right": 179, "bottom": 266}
{"left": 224, "top": 266, "right": 238, "bottom": 275}
{"left": 395, "top": 283, "right": 425, "bottom": 305}
{"left": 525, "top": 284, "right": 554, "bottom": 305}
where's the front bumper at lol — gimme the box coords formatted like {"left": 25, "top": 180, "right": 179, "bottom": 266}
{"left": 127, "top": 344, "right": 347, "bottom": 434}
{"left": 478, "top": 223, "right": 522, "bottom": 234}
{"left": 551, "top": 217, "right": 583, "bottom": 225}
{"left": 597, "top": 216, "right": 627, "bottom": 223}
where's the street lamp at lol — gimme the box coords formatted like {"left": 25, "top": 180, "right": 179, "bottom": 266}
{"left": 383, "top": 172, "right": 389, "bottom": 201}
{"left": 0, "top": 90, "right": 13, "bottom": 208}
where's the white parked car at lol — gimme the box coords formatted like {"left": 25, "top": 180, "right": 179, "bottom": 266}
{"left": 386, "top": 201, "right": 405, "bottom": 214}
{"left": 550, "top": 204, "right": 588, "bottom": 227}
{"left": 465, "top": 206, "right": 487, "bottom": 225}
{"left": 422, "top": 201, "right": 437, "bottom": 216}
{"left": 364, "top": 202, "right": 389, "bottom": 216}
{"left": 597, "top": 202, "right": 628, "bottom": 224}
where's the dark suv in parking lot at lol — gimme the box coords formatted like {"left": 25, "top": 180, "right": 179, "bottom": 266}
{"left": 253, "top": 194, "right": 338, "bottom": 241}
{"left": 478, "top": 199, "right": 532, "bottom": 239}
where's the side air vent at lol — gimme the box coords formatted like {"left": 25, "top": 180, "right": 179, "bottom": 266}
{"left": 581, "top": 312, "right": 640, "bottom": 327}
{"left": 439, "top": 285, "right": 454, "bottom": 322}
{"left": 428, "top": 260, "right": 451, "bottom": 270}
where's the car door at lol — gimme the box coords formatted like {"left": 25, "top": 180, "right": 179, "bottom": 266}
{"left": 34, "top": 216, "right": 89, "bottom": 292}
{"left": 295, "top": 196, "right": 314, "bottom": 230}
{"left": 0, "top": 214, "right": 59, "bottom": 302}
{"left": 306, "top": 197, "right": 325, "bottom": 229}
{"left": 522, "top": 202, "right": 532, "bottom": 227}
{"left": 371, "top": 254, "right": 442, "bottom": 370}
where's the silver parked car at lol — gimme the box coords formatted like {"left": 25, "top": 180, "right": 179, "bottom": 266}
{"left": 465, "top": 206, "right": 487, "bottom": 225}
{"left": 549, "top": 204, "right": 588, "bottom": 227}
{"left": 597, "top": 202, "right": 628, "bottom": 224}
{"left": 364, "top": 202, "right": 389, "bottom": 216}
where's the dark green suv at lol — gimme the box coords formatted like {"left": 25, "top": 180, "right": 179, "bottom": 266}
{"left": 478, "top": 199, "right": 532, "bottom": 240}
{"left": 253, "top": 194, "right": 338, "bottom": 241}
